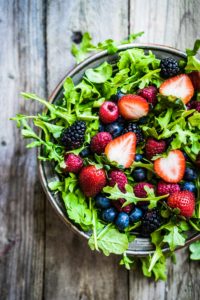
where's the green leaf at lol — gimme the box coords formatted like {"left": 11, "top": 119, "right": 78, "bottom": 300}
{"left": 88, "top": 226, "right": 129, "bottom": 256}
{"left": 163, "top": 226, "right": 185, "bottom": 251}
{"left": 189, "top": 241, "right": 200, "bottom": 260}
{"left": 85, "top": 62, "right": 112, "bottom": 83}
{"left": 119, "top": 253, "right": 134, "bottom": 270}
{"left": 186, "top": 39, "right": 200, "bottom": 56}
{"left": 71, "top": 32, "right": 96, "bottom": 63}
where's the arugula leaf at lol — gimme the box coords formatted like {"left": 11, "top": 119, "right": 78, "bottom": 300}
{"left": 85, "top": 62, "right": 112, "bottom": 83}
{"left": 119, "top": 253, "right": 135, "bottom": 270}
{"left": 71, "top": 32, "right": 96, "bottom": 63}
{"left": 163, "top": 226, "right": 185, "bottom": 251}
{"left": 189, "top": 241, "right": 200, "bottom": 260}
{"left": 186, "top": 39, "right": 200, "bottom": 56}
{"left": 140, "top": 255, "right": 167, "bottom": 281}
{"left": 185, "top": 39, "right": 200, "bottom": 72}
{"left": 88, "top": 225, "right": 129, "bottom": 256}
{"left": 71, "top": 31, "right": 145, "bottom": 63}
{"left": 103, "top": 184, "right": 168, "bottom": 208}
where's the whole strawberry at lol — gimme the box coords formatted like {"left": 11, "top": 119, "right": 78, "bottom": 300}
{"left": 137, "top": 86, "right": 158, "bottom": 106}
{"left": 64, "top": 153, "right": 83, "bottom": 174}
{"left": 157, "top": 181, "right": 180, "bottom": 196}
{"left": 108, "top": 170, "right": 128, "bottom": 192}
{"left": 112, "top": 198, "right": 133, "bottom": 213}
{"left": 99, "top": 101, "right": 119, "bottom": 124}
{"left": 134, "top": 182, "right": 154, "bottom": 198}
{"left": 167, "top": 190, "right": 195, "bottom": 217}
{"left": 79, "top": 165, "right": 107, "bottom": 197}
{"left": 90, "top": 132, "right": 112, "bottom": 154}
{"left": 187, "top": 100, "right": 200, "bottom": 113}
{"left": 145, "top": 138, "right": 166, "bottom": 160}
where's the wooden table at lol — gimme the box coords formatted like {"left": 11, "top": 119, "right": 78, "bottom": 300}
{"left": 1, "top": 0, "right": 200, "bottom": 299}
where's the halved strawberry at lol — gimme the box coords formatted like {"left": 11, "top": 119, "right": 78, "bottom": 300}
{"left": 154, "top": 150, "right": 186, "bottom": 183}
{"left": 118, "top": 94, "right": 149, "bottom": 120}
{"left": 105, "top": 132, "right": 136, "bottom": 168}
{"left": 159, "top": 74, "right": 194, "bottom": 104}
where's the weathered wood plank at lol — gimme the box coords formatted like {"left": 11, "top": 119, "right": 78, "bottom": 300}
{"left": 45, "top": 1, "right": 129, "bottom": 299}
{"left": 129, "top": 1, "right": 200, "bottom": 300}
{"left": 0, "top": 0, "right": 46, "bottom": 299}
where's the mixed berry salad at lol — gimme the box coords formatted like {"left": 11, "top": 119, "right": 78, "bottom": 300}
{"left": 12, "top": 34, "right": 200, "bottom": 280}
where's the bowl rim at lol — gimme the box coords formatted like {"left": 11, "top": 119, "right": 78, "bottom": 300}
{"left": 38, "top": 43, "right": 200, "bottom": 256}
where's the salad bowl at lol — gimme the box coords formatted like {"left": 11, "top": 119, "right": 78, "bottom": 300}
{"left": 38, "top": 43, "right": 200, "bottom": 256}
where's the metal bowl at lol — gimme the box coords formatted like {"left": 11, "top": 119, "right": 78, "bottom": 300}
{"left": 38, "top": 43, "right": 200, "bottom": 256}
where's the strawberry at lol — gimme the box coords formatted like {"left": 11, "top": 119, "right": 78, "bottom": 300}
{"left": 145, "top": 138, "right": 166, "bottom": 160}
{"left": 105, "top": 132, "right": 136, "bottom": 168}
{"left": 64, "top": 153, "right": 83, "bottom": 174}
{"left": 118, "top": 94, "right": 149, "bottom": 120}
{"left": 154, "top": 150, "right": 186, "bottom": 183}
{"left": 99, "top": 101, "right": 119, "bottom": 124}
{"left": 90, "top": 132, "right": 112, "bottom": 154}
{"left": 79, "top": 165, "right": 107, "bottom": 197}
{"left": 159, "top": 74, "right": 194, "bottom": 104}
{"left": 108, "top": 170, "right": 128, "bottom": 192}
{"left": 188, "top": 71, "right": 200, "bottom": 91}
{"left": 167, "top": 190, "right": 195, "bottom": 217}
{"left": 137, "top": 86, "right": 158, "bottom": 106}
{"left": 157, "top": 181, "right": 180, "bottom": 196}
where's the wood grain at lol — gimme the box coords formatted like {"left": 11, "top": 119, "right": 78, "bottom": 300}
{"left": 44, "top": 1, "right": 129, "bottom": 299}
{"left": 0, "top": 0, "right": 46, "bottom": 299}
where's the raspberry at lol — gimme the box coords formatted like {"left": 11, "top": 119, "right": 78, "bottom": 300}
{"left": 64, "top": 153, "right": 83, "bottom": 174}
{"left": 134, "top": 182, "right": 154, "bottom": 198}
{"left": 123, "top": 123, "right": 144, "bottom": 143}
{"left": 112, "top": 198, "right": 134, "bottom": 213}
{"left": 90, "top": 132, "right": 112, "bottom": 154}
{"left": 61, "top": 121, "right": 86, "bottom": 150}
{"left": 137, "top": 86, "right": 158, "bottom": 106}
{"left": 108, "top": 170, "right": 128, "bottom": 192}
{"left": 140, "top": 209, "right": 162, "bottom": 236}
{"left": 99, "top": 101, "right": 119, "bottom": 124}
{"left": 187, "top": 101, "right": 200, "bottom": 112}
{"left": 145, "top": 138, "right": 166, "bottom": 160}
{"left": 157, "top": 181, "right": 180, "bottom": 196}
{"left": 160, "top": 57, "right": 180, "bottom": 78}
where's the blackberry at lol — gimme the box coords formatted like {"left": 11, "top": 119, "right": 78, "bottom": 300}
{"left": 160, "top": 57, "right": 180, "bottom": 78}
{"left": 123, "top": 123, "right": 144, "bottom": 143}
{"left": 61, "top": 121, "right": 86, "bottom": 150}
{"left": 140, "top": 209, "right": 162, "bottom": 237}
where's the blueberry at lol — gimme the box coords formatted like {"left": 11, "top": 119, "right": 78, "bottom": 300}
{"left": 95, "top": 194, "right": 111, "bottom": 209}
{"left": 99, "top": 123, "right": 105, "bottom": 132}
{"left": 181, "top": 181, "right": 197, "bottom": 194}
{"left": 132, "top": 168, "right": 146, "bottom": 182}
{"left": 102, "top": 207, "right": 117, "bottom": 223}
{"left": 80, "top": 147, "right": 90, "bottom": 158}
{"left": 135, "top": 154, "right": 143, "bottom": 162}
{"left": 105, "top": 122, "right": 124, "bottom": 138}
{"left": 184, "top": 167, "right": 198, "bottom": 181}
{"left": 115, "top": 212, "right": 129, "bottom": 230}
{"left": 111, "top": 91, "right": 125, "bottom": 102}
{"left": 129, "top": 207, "right": 143, "bottom": 223}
